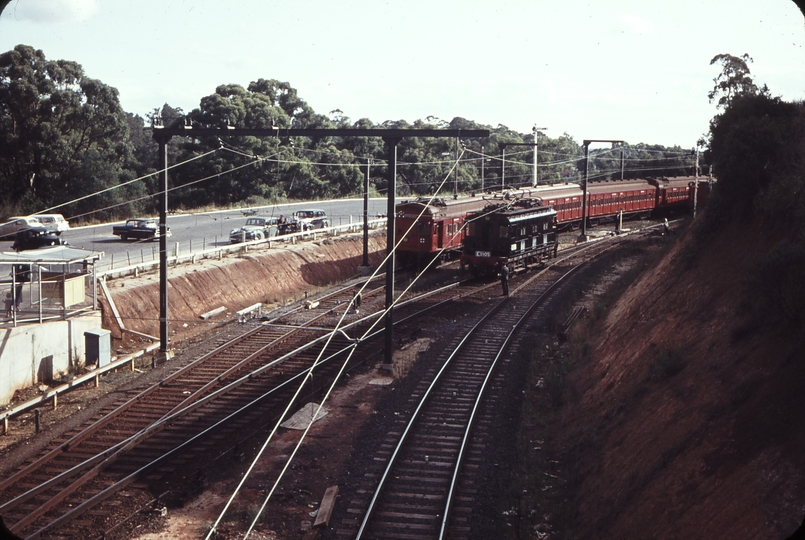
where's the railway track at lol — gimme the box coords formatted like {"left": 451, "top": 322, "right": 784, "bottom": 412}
{"left": 0, "top": 224, "right": 651, "bottom": 539}
{"left": 0, "top": 268, "right": 498, "bottom": 539}
{"left": 333, "top": 238, "right": 624, "bottom": 540}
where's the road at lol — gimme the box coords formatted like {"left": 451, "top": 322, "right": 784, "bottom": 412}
{"left": 0, "top": 198, "right": 389, "bottom": 276}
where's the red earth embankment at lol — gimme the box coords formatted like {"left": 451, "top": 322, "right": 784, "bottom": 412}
{"left": 102, "top": 234, "right": 385, "bottom": 347}
{"left": 556, "top": 222, "right": 805, "bottom": 539}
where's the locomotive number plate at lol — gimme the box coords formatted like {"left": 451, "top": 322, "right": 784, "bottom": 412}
{"left": 475, "top": 251, "right": 491, "bottom": 257}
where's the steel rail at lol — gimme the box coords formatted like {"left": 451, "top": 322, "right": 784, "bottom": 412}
{"left": 4, "top": 275, "right": 483, "bottom": 537}
{"left": 355, "top": 292, "right": 509, "bottom": 539}
{"left": 0, "top": 284, "right": 377, "bottom": 498}
{"left": 24, "top": 278, "right": 486, "bottom": 537}
{"left": 354, "top": 232, "right": 635, "bottom": 539}
{"left": 1, "top": 326, "right": 356, "bottom": 526}
{"left": 439, "top": 255, "right": 595, "bottom": 538}
{"left": 25, "top": 341, "right": 360, "bottom": 540}
{"left": 0, "top": 274, "right": 385, "bottom": 434}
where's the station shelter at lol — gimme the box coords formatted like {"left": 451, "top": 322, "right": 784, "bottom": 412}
{"left": 0, "top": 245, "right": 104, "bottom": 405}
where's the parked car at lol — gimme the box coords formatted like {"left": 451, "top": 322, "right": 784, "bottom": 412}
{"left": 12, "top": 227, "right": 67, "bottom": 251}
{"left": 229, "top": 217, "right": 281, "bottom": 243}
{"left": 291, "top": 209, "right": 329, "bottom": 230}
{"left": 112, "top": 218, "right": 171, "bottom": 241}
{"left": 0, "top": 216, "right": 42, "bottom": 240}
{"left": 33, "top": 214, "right": 70, "bottom": 233}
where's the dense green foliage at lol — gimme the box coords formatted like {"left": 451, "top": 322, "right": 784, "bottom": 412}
{"left": 704, "top": 54, "right": 805, "bottom": 333}
{"left": 0, "top": 45, "right": 149, "bottom": 221}
{"left": 1, "top": 45, "right": 697, "bottom": 222}
{"left": 708, "top": 95, "right": 802, "bottom": 220}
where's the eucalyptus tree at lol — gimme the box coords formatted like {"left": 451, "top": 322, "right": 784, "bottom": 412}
{"left": 169, "top": 82, "right": 299, "bottom": 207}
{"left": 0, "top": 44, "right": 144, "bottom": 220}
{"left": 708, "top": 54, "right": 768, "bottom": 111}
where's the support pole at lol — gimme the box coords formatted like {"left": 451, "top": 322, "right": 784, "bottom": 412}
{"left": 156, "top": 136, "right": 171, "bottom": 355}
{"left": 481, "top": 145, "right": 485, "bottom": 192}
{"left": 581, "top": 142, "right": 590, "bottom": 239}
{"left": 384, "top": 138, "right": 401, "bottom": 366}
{"left": 693, "top": 146, "right": 700, "bottom": 219}
{"left": 580, "top": 138, "right": 623, "bottom": 241}
{"left": 453, "top": 137, "right": 459, "bottom": 199}
{"left": 363, "top": 158, "right": 370, "bottom": 267}
{"left": 501, "top": 146, "right": 506, "bottom": 189}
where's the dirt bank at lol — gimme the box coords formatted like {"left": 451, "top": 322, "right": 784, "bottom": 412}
{"left": 102, "top": 234, "right": 386, "bottom": 348}
{"left": 549, "top": 222, "right": 805, "bottom": 538}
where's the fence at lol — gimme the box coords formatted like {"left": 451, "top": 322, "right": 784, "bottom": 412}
{"left": 98, "top": 217, "right": 386, "bottom": 280}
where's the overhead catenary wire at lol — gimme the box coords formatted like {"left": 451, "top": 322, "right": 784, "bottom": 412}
{"left": 205, "top": 150, "right": 472, "bottom": 539}
{"left": 35, "top": 134, "right": 695, "bottom": 233}
{"left": 239, "top": 173, "right": 523, "bottom": 539}
{"left": 31, "top": 148, "right": 221, "bottom": 220}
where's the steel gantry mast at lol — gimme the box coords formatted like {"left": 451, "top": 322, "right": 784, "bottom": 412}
{"left": 151, "top": 126, "right": 489, "bottom": 365}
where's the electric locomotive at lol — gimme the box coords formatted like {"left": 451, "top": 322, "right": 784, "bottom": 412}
{"left": 460, "top": 199, "right": 558, "bottom": 277}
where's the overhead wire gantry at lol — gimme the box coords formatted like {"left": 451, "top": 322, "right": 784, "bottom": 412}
{"left": 152, "top": 126, "right": 490, "bottom": 365}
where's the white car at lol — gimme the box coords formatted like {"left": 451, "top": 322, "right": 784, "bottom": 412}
{"left": 292, "top": 209, "right": 329, "bottom": 230}
{"left": 0, "top": 216, "right": 42, "bottom": 240}
{"left": 34, "top": 214, "right": 70, "bottom": 233}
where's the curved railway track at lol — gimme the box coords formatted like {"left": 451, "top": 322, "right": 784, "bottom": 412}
{"left": 0, "top": 267, "right": 504, "bottom": 539}
{"left": 334, "top": 237, "right": 627, "bottom": 540}
{"left": 0, "top": 225, "right": 654, "bottom": 539}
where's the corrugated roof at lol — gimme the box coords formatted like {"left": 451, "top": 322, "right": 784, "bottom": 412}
{"left": 0, "top": 245, "right": 103, "bottom": 264}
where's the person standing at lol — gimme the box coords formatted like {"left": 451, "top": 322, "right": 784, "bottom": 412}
{"left": 500, "top": 264, "right": 509, "bottom": 296}
{"left": 4, "top": 292, "right": 13, "bottom": 319}
{"left": 353, "top": 287, "right": 362, "bottom": 314}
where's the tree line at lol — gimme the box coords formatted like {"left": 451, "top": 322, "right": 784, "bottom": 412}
{"left": 1, "top": 44, "right": 697, "bottom": 223}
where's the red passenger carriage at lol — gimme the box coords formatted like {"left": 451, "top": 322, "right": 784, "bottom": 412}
{"left": 394, "top": 176, "right": 704, "bottom": 267}
{"left": 395, "top": 196, "right": 489, "bottom": 266}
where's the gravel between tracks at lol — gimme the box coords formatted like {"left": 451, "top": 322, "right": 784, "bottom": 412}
{"left": 0, "top": 237, "right": 612, "bottom": 540}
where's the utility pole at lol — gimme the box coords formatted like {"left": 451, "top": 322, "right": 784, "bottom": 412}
{"left": 532, "top": 126, "right": 547, "bottom": 187}
{"left": 454, "top": 137, "right": 459, "bottom": 199}
{"left": 501, "top": 146, "right": 506, "bottom": 189}
{"left": 363, "top": 157, "right": 371, "bottom": 267}
{"left": 500, "top": 139, "right": 544, "bottom": 189}
{"left": 151, "top": 127, "right": 488, "bottom": 366}
{"left": 156, "top": 132, "right": 171, "bottom": 362}
{"left": 692, "top": 146, "right": 700, "bottom": 219}
{"left": 480, "top": 145, "right": 485, "bottom": 192}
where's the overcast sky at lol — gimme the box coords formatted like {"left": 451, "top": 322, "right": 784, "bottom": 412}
{"left": 1, "top": 0, "right": 803, "bottom": 149}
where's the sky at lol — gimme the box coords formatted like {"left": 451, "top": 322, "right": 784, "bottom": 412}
{"left": 1, "top": 0, "right": 804, "bottom": 149}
